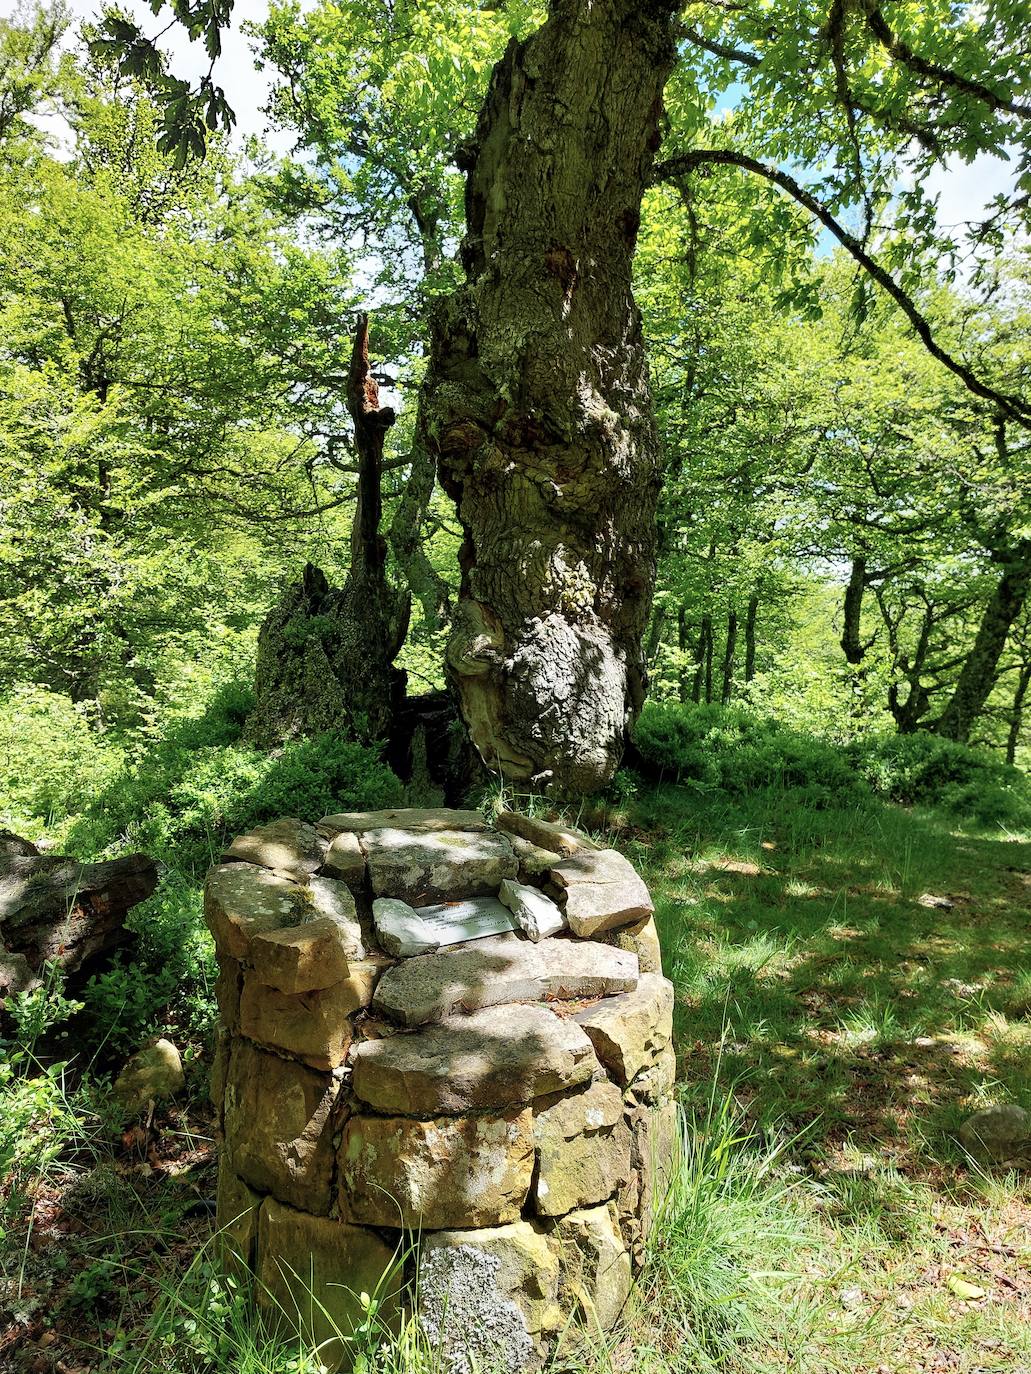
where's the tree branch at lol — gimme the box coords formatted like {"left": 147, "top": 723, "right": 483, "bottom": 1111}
{"left": 653, "top": 147, "right": 1031, "bottom": 427}
{"left": 682, "top": 26, "right": 758, "bottom": 67}
{"left": 864, "top": 3, "right": 1031, "bottom": 120}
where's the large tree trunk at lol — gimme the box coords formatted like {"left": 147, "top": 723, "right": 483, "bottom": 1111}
{"left": 247, "top": 318, "right": 410, "bottom": 749}
{"left": 935, "top": 543, "right": 1031, "bottom": 743}
{"left": 419, "top": 0, "right": 678, "bottom": 794}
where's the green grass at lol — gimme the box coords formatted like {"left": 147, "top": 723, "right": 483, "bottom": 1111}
{"left": 601, "top": 780, "right": 1031, "bottom": 1372}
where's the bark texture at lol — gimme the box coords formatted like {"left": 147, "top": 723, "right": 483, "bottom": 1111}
{"left": 840, "top": 557, "right": 869, "bottom": 665}
{"left": 0, "top": 834, "right": 156, "bottom": 996}
{"left": 247, "top": 319, "right": 410, "bottom": 749}
{"left": 420, "top": 0, "right": 678, "bottom": 793}
{"left": 935, "top": 542, "right": 1031, "bottom": 742}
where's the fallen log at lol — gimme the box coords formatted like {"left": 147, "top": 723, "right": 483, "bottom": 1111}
{"left": 0, "top": 832, "right": 157, "bottom": 997}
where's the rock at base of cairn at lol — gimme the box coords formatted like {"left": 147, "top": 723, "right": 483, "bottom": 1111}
{"left": 204, "top": 808, "right": 678, "bottom": 1372}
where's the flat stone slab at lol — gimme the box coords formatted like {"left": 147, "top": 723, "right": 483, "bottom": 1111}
{"left": 373, "top": 933, "right": 639, "bottom": 1026}
{"left": 256, "top": 1199, "right": 400, "bottom": 1363}
{"left": 605, "top": 914, "right": 662, "bottom": 974}
{"left": 215, "top": 1168, "right": 261, "bottom": 1277}
{"left": 222, "top": 818, "right": 325, "bottom": 879}
{"left": 556, "top": 1201, "right": 631, "bottom": 1330}
{"left": 351, "top": 1003, "right": 599, "bottom": 1114}
{"left": 204, "top": 863, "right": 307, "bottom": 960}
{"left": 340, "top": 1109, "right": 533, "bottom": 1228}
{"left": 373, "top": 895, "right": 519, "bottom": 957}
{"left": 416, "top": 896, "right": 520, "bottom": 944}
{"left": 318, "top": 807, "right": 488, "bottom": 836}
{"left": 239, "top": 967, "right": 374, "bottom": 1070}
{"left": 507, "top": 834, "right": 560, "bottom": 884}
{"left": 549, "top": 847, "right": 654, "bottom": 937}
{"left": 224, "top": 1040, "right": 337, "bottom": 1213}
{"left": 248, "top": 918, "right": 351, "bottom": 995}
{"left": 305, "top": 877, "right": 365, "bottom": 949}
{"left": 319, "top": 830, "right": 366, "bottom": 885}
{"left": 497, "top": 810, "right": 598, "bottom": 857}
{"left": 627, "top": 1039, "right": 677, "bottom": 1104}
{"left": 419, "top": 1222, "right": 561, "bottom": 1374}
{"left": 365, "top": 827, "right": 517, "bottom": 905}
{"left": 533, "top": 1079, "right": 630, "bottom": 1217}
{"left": 575, "top": 973, "right": 674, "bottom": 1085}
{"left": 498, "top": 878, "right": 566, "bottom": 942}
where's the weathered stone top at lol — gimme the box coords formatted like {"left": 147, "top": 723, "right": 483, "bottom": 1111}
{"left": 206, "top": 806, "right": 658, "bottom": 1041}
{"left": 372, "top": 934, "right": 639, "bottom": 1026}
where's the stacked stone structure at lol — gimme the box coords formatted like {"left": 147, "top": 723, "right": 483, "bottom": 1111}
{"left": 205, "top": 808, "right": 677, "bottom": 1372}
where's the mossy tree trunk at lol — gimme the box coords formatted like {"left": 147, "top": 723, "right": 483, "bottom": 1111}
{"left": 247, "top": 317, "right": 409, "bottom": 749}
{"left": 935, "top": 541, "right": 1031, "bottom": 743}
{"left": 419, "top": 0, "right": 678, "bottom": 794}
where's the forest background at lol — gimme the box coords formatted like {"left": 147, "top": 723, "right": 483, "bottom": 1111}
{"left": 1, "top": 1, "right": 1031, "bottom": 1370}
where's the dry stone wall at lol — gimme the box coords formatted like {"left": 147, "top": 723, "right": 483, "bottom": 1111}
{"left": 205, "top": 808, "right": 678, "bottom": 1372}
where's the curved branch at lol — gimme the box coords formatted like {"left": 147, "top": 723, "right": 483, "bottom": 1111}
{"left": 653, "top": 147, "right": 1031, "bottom": 426}
{"left": 864, "top": 4, "right": 1031, "bottom": 120}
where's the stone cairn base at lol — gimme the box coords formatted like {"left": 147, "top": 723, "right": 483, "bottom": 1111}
{"left": 205, "top": 808, "right": 678, "bottom": 1372}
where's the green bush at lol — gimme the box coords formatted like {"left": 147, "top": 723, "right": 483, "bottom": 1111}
{"left": 849, "top": 733, "right": 1031, "bottom": 828}
{"left": 65, "top": 683, "right": 404, "bottom": 870}
{"left": 0, "top": 682, "right": 406, "bottom": 1057}
{"left": 631, "top": 701, "right": 1031, "bottom": 830}
{"left": 0, "top": 687, "right": 123, "bottom": 840}
{"left": 632, "top": 701, "right": 865, "bottom": 808}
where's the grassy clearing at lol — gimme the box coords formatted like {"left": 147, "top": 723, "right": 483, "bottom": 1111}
{"left": 1, "top": 779, "right": 1030, "bottom": 1373}
{"left": 611, "top": 783, "right": 1031, "bottom": 1373}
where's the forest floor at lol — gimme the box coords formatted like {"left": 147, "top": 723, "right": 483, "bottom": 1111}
{"left": 1, "top": 782, "right": 1030, "bottom": 1374}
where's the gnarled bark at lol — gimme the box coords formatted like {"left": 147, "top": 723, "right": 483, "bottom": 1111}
{"left": 420, "top": 0, "right": 678, "bottom": 794}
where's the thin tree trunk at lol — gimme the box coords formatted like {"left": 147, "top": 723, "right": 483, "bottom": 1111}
{"left": 1006, "top": 661, "right": 1031, "bottom": 765}
{"left": 420, "top": 0, "right": 678, "bottom": 793}
{"left": 936, "top": 543, "right": 1031, "bottom": 742}
{"left": 645, "top": 604, "right": 667, "bottom": 665}
{"left": 677, "top": 607, "right": 690, "bottom": 703}
{"left": 744, "top": 593, "right": 759, "bottom": 682}
{"left": 841, "top": 556, "right": 868, "bottom": 664}
{"left": 691, "top": 616, "right": 708, "bottom": 703}
{"left": 721, "top": 610, "right": 738, "bottom": 704}
{"left": 388, "top": 441, "right": 452, "bottom": 630}
{"left": 704, "top": 615, "right": 714, "bottom": 704}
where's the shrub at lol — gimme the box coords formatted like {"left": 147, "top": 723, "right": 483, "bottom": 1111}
{"left": 0, "top": 683, "right": 404, "bottom": 1056}
{"left": 632, "top": 701, "right": 866, "bottom": 807}
{"left": 64, "top": 683, "right": 404, "bottom": 870}
{"left": 849, "top": 733, "right": 1031, "bottom": 829}
{"left": 0, "top": 687, "right": 123, "bottom": 840}
{"left": 631, "top": 701, "right": 1031, "bottom": 829}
